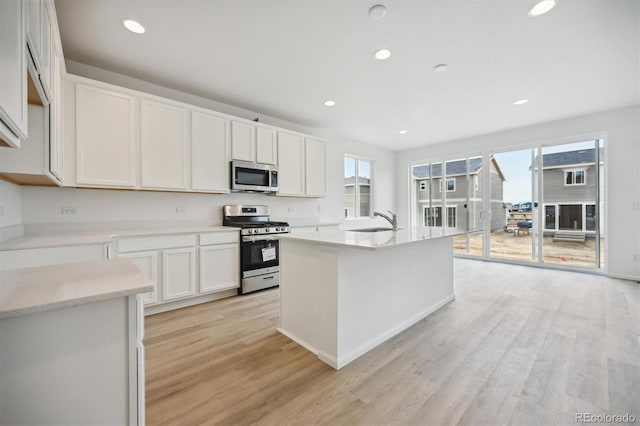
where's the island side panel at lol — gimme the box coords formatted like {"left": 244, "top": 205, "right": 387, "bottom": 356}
{"left": 278, "top": 239, "right": 339, "bottom": 367}
{"left": 0, "top": 297, "right": 131, "bottom": 425}
{"left": 336, "top": 236, "right": 454, "bottom": 368}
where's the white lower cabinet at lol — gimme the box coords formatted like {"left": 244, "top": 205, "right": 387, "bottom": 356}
{"left": 162, "top": 247, "right": 196, "bottom": 301}
{"left": 120, "top": 251, "right": 159, "bottom": 305}
{"left": 199, "top": 243, "right": 239, "bottom": 294}
{"left": 115, "top": 231, "right": 239, "bottom": 313}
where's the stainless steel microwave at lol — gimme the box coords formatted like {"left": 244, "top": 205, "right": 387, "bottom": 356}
{"left": 230, "top": 160, "right": 279, "bottom": 193}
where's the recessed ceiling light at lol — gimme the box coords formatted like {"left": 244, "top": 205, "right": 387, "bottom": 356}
{"left": 399, "top": 130, "right": 408, "bottom": 134}
{"left": 514, "top": 99, "right": 529, "bottom": 105}
{"left": 433, "top": 64, "right": 448, "bottom": 73}
{"left": 528, "top": 0, "right": 556, "bottom": 17}
{"left": 323, "top": 100, "right": 336, "bottom": 107}
{"left": 122, "top": 19, "right": 145, "bottom": 34}
{"left": 368, "top": 5, "right": 387, "bottom": 20}
{"left": 374, "top": 49, "right": 391, "bottom": 60}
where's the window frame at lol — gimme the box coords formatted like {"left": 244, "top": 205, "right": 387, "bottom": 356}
{"left": 564, "top": 169, "right": 586, "bottom": 186}
{"left": 344, "top": 154, "right": 374, "bottom": 219}
{"left": 439, "top": 177, "right": 456, "bottom": 192}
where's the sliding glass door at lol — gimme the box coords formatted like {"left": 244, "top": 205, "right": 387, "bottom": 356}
{"left": 540, "top": 140, "right": 604, "bottom": 269}
{"left": 409, "top": 138, "right": 605, "bottom": 272}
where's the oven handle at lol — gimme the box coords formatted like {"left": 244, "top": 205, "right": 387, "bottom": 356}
{"left": 242, "top": 235, "right": 280, "bottom": 242}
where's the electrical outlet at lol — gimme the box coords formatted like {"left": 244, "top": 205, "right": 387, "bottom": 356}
{"left": 288, "top": 207, "right": 294, "bottom": 213}
{"left": 632, "top": 202, "right": 640, "bottom": 212}
{"left": 61, "top": 206, "right": 79, "bottom": 216}
{"left": 176, "top": 207, "right": 186, "bottom": 215}
{"left": 633, "top": 254, "right": 640, "bottom": 262}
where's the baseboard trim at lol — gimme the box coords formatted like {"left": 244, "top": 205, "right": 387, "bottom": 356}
{"left": 606, "top": 273, "right": 640, "bottom": 282}
{"left": 144, "top": 289, "right": 237, "bottom": 315}
{"left": 276, "top": 327, "right": 342, "bottom": 368}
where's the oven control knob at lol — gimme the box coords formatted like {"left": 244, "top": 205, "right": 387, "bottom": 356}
{"left": 249, "top": 229, "right": 255, "bottom": 234}
{"left": 265, "top": 227, "right": 270, "bottom": 232}
{"left": 277, "top": 227, "right": 282, "bottom": 231}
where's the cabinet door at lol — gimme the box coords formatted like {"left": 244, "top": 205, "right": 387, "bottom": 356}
{"left": 0, "top": 0, "right": 28, "bottom": 145}
{"left": 191, "top": 111, "right": 229, "bottom": 192}
{"left": 39, "top": 0, "right": 52, "bottom": 98}
{"left": 76, "top": 84, "right": 136, "bottom": 187}
{"left": 231, "top": 121, "right": 254, "bottom": 162}
{"left": 162, "top": 247, "right": 196, "bottom": 301}
{"left": 305, "top": 138, "right": 326, "bottom": 197}
{"left": 277, "top": 131, "right": 305, "bottom": 196}
{"left": 49, "top": 43, "right": 63, "bottom": 180}
{"left": 256, "top": 126, "right": 277, "bottom": 165}
{"left": 199, "top": 244, "right": 239, "bottom": 293}
{"left": 140, "top": 99, "right": 189, "bottom": 190}
{"left": 120, "top": 251, "right": 159, "bottom": 305}
{"left": 26, "top": 0, "right": 41, "bottom": 68}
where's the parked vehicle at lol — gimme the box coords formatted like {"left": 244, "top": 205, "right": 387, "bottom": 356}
{"left": 518, "top": 202, "right": 532, "bottom": 212}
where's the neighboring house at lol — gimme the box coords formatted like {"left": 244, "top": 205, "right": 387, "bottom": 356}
{"left": 536, "top": 148, "right": 604, "bottom": 235}
{"left": 344, "top": 176, "right": 371, "bottom": 218}
{"left": 412, "top": 157, "right": 506, "bottom": 231}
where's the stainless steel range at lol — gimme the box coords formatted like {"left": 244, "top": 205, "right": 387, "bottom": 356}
{"left": 223, "top": 205, "right": 290, "bottom": 294}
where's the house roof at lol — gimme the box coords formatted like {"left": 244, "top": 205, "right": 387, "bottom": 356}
{"left": 542, "top": 147, "right": 605, "bottom": 168}
{"left": 412, "top": 158, "right": 483, "bottom": 179}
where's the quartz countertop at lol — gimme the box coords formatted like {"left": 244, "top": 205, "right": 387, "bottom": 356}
{"left": 0, "top": 258, "right": 154, "bottom": 319}
{"left": 0, "top": 226, "right": 238, "bottom": 251}
{"left": 279, "top": 227, "right": 468, "bottom": 250}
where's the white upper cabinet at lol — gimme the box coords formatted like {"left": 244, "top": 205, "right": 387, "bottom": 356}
{"left": 0, "top": 0, "right": 28, "bottom": 147}
{"left": 140, "top": 99, "right": 190, "bottom": 190}
{"left": 76, "top": 84, "right": 137, "bottom": 187}
{"left": 277, "top": 131, "right": 305, "bottom": 196}
{"left": 26, "top": 0, "right": 42, "bottom": 67}
{"left": 39, "top": 0, "right": 52, "bottom": 98}
{"left": 49, "top": 42, "right": 63, "bottom": 180}
{"left": 191, "top": 111, "right": 229, "bottom": 193}
{"left": 231, "top": 121, "right": 254, "bottom": 162}
{"left": 305, "top": 138, "right": 327, "bottom": 197}
{"left": 231, "top": 121, "right": 277, "bottom": 165}
{"left": 256, "top": 126, "right": 277, "bottom": 165}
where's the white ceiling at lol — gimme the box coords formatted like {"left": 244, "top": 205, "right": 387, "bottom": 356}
{"left": 54, "top": 0, "right": 639, "bottom": 151}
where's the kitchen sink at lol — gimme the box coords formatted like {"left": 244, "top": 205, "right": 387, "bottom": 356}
{"left": 348, "top": 227, "right": 402, "bottom": 232}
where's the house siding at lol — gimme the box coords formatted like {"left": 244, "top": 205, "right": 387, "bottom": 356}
{"left": 541, "top": 165, "right": 598, "bottom": 203}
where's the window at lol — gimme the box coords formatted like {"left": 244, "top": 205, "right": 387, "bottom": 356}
{"left": 565, "top": 169, "right": 585, "bottom": 185}
{"left": 544, "top": 205, "right": 556, "bottom": 230}
{"left": 423, "top": 206, "right": 456, "bottom": 227}
{"left": 344, "top": 155, "right": 372, "bottom": 218}
{"left": 586, "top": 204, "right": 596, "bottom": 231}
{"left": 440, "top": 178, "right": 456, "bottom": 192}
{"left": 446, "top": 206, "right": 457, "bottom": 228}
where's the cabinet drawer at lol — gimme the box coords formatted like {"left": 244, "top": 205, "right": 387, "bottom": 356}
{"left": 199, "top": 232, "right": 238, "bottom": 246}
{"left": 117, "top": 234, "right": 196, "bottom": 253}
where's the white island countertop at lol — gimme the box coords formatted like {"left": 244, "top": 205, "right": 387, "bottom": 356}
{"left": 279, "top": 227, "right": 468, "bottom": 250}
{"left": 0, "top": 258, "right": 153, "bottom": 319}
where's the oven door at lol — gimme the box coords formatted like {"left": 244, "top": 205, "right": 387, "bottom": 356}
{"left": 231, "top": 161, "right": 272, "bottom": 192}
{"left": 241, "top": 235, "right": 279, "bottom": 272}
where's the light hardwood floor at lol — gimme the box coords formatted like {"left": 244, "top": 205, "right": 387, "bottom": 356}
{"left": 145, "top": 259, "right": 640, "bottom": 426}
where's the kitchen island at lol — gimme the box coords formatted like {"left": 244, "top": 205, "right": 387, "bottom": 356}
{"left": 278, "top": 227, "right": 465, "bottom": 370}
{"left": 0, "top": 258, "right": 152, "bottom": 425}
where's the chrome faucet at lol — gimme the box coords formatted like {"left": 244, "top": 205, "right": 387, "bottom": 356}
{"left": 374, "top": 210, "right": 398, "bottom": 231}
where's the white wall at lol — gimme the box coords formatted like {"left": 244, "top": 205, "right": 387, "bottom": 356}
{"left": 395, "top": 106, "right": 640, "bottom": 279}
{"left": 19, "top": 62, "right": 396, "bottom": 228}
{"left": 0, "top": 180, "right": 21, "bottom": 228}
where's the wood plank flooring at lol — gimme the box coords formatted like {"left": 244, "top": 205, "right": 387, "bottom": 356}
{"left": 144, "top": 259, "right": 640, "bottom": 425}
